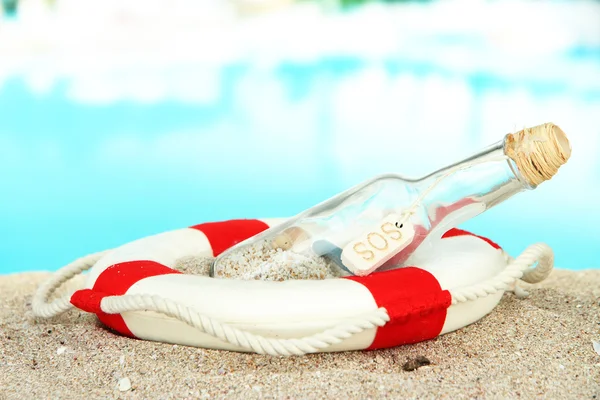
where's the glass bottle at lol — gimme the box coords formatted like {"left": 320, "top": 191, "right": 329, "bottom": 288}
{"left": 210, "top": 122, "right": 571, "bottom": 279}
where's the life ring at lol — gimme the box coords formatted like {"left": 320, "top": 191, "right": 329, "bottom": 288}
{"left": 32, "top": 218, "right": 554, "bottom": 356}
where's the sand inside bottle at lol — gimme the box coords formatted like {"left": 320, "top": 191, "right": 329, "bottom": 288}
{"left": 212, "top": 239, "right": 348, "bottom": 281}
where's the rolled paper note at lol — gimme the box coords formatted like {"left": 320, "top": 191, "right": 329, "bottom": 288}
{"left": 270, "top": 226, "right": 311, "bottom": 251}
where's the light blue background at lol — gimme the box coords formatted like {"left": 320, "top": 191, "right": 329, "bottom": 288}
{"left": 1, "top": 0, "right": 599, "bottom": 274}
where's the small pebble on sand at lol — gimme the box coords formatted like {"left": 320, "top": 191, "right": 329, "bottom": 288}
{"left": 402, "top": 356, "right": 431, "bottom": 371}
{"left": 118, "top": 377, "right": 132, "bottom": 392}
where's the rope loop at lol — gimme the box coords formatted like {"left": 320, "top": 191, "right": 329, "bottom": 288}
{"left": 31, "top": 250, "right": 110, "bottom": 318}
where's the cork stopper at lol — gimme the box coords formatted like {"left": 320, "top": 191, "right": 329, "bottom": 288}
{"left": 504, "top": 122, "right": 571, "bottom": 187}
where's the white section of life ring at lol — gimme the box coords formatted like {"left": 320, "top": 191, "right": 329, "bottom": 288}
{"left": 121, "top": 274, "right": 380, "bottom": 352}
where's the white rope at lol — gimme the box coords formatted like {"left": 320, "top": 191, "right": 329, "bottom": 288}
{"left": 100, "top": 294, "right": 390, "bottom": 356}
{"left": 31, "top": 250, "right": 110, "bottom": 318}
{"left": 449, "top": 243, "right": 554, "bottom": 305}
{"left": 32, "top": 242, "right": 554, "bottom": 356}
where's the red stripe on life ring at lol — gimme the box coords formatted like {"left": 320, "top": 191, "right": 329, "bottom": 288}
{"left": 70, "top": 261, "right": 181, "bottom": 338}
{"left": 346, "top": 267, "right": 452, "bottom": 350}
{"left": 190, "top": 219, "right": 270, "bottom": 256}
{"left": 442, "top": 228, "right": 501, "bottom": 250}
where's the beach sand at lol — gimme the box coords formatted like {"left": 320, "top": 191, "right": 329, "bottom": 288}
{"left": 1, "top": 269, "right": 599, "bottom": 399}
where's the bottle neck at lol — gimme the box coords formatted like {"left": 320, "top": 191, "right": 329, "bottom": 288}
{"left": 411, "top": 137, "right": 532, "bottom": 230}
{"left": 420, "top": 138, "right": 532, "bottom": 190}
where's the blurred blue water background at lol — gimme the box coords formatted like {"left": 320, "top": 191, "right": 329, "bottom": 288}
{"left": 1, "top": 0, "right": 599, "bottom": 274}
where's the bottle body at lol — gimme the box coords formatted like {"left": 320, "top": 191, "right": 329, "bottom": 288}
{"left": 211, "top": 174, "right": 423, "bottom": 279}
{"left": 211, "top": 123, "right": 570, "bottom": 280}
